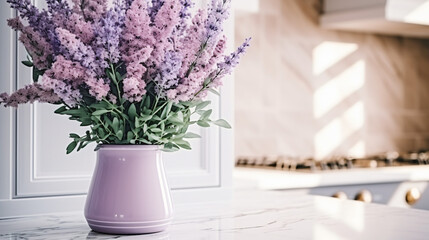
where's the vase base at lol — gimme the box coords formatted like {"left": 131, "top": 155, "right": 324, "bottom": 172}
{"left": 86, "top": 218, "right": 172, "bottom": 235}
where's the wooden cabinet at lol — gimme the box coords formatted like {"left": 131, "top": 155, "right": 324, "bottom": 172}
{"left": 0, "top": 0, "right": 234, "bottom": 218}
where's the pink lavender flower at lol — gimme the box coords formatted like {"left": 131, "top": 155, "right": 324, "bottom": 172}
{"left": 149, "top": 0, "right": 164, "bottom": 21}
{"left": 121, "top": 0, "right": 154, "bottom": 58}
{"left": 123, "top": 76, "right": 146, "bottom": 102}
{"left": 65, "top": 13, "right": 95, "bottom": 44}
{"left": 177, "top": 9, "right": 207, "bottom": 78}
{"left": 42, "top": 56, "right": 86, "bottom": 106}
{"left": 86, "top": 77, "right": 110, "bottom": 101}
{"left": 4, "top": 0, "right": 249, "bottom": 107}
{"left": 42, "top": 56, "right": 109, "bottom": 105}
{"left": 149, "top": 0, "right": 181, "bottom": 68}
{"left": 122, "top": 47, "right": 153, "bottom": 102}
{"left": 0, "top": 83, "right": 60, "bottom": 107}
{"left": 120, "top": 0, "right": 156, "bottom": 102}
{"left": 8, "top": 17, "right": 53, "bottom": 70}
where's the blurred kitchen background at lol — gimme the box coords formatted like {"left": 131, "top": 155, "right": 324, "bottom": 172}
{"left": 233, "top": 0, "right": 429, "bottom": 209}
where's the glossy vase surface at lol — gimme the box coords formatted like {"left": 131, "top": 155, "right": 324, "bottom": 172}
{"left": 84, "top": 145, "right": 173, "bottom": 234}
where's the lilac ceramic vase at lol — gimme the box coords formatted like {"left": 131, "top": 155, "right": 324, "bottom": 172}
{"left": 84, "top": 145, "right": 173, "bottom": 234}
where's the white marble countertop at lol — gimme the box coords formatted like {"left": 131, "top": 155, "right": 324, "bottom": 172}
{"left": 1, "top": 189, "right": 429, "bottom": 240}
{"left": 234, "top": 166, "right": 429, "bottom": 189}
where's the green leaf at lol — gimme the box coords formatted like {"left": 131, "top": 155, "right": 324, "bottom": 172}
{"left": 97, "top": 128, "right": 106, "bottom": 138}
{"left": 151, "top": 128, "right": 162, "bottom": 133}
{"left": 63, "top": 109, "right": 84, "bottom": 116}
{"left": 184, "top": 132, "right": 201, "bottom": 139}
{"left": 69, "top": 133, "right": 80, "bottom": 139}
{"left": 127, "top": 131, "right": 134, "bottom": 141}
{"left": 140, "top": 115, "right": 152, "bottom": 121}
{"left": 168, "top": 116, "right": 183, "bottom": 124}
{"left": 54, "top": 106, "right": 67, "bottom": 114}
{"left": 92, "top": 109, "right": 110, "bottom": 116}
{"left": 197, "top": 120, "right": 210, "bottom": 127}
{"left": 128, "top": 104, "right": 137, "bottom": 119}
{"left": 116, "top": 130, "right": 123, "bottom": 140}
{"left": 208, "top": 88, "right": 220, "bottom": 96}
{"left": 165, "top": 127, "right": 178, "bottom": 134}
{"left": 80, "top": 118, "right": 92, "bottom": 126}
{"left": 203, "top": 77, "right": 211, "bottom": 86}
{"left": 212, "top": 119, "right": 232, "bottom": 129}
{"left": 147, "top": 133, "right": 161, "bottom": 141}
{"left": 161, "top": 101, "right": 173, "bottom": 119}
{"left": 163, "top": 142, "right": 180, "bottom": 152}
{"left": 134, "top": 118, "right": 140, "bottom": 128}
{"left": 144, "top": 96, "right": 151, "bottom": 109}
{"left": 200, "top": 109, "right": 212, "bottom": 120}
{"left": 139, "top": 138, "right": 151, "bottom": 144}
{"left": 22, "top": 60, "right": 33, "bottom": 67}
{"left": 77, "top": 141, "right": 84, "bottom": 152}
{"left": 112, "top": 117, "right": 119, "bottom": 132}
{"left": 32, "top": 67, "right": 42, "bottom": 82}
{"left": 66, "top": 141, "right": 77, "bottom": 154}
{"left": 108, "top": 71, "right": 116, "bottom": 82}
{"left": 174, "top": 139, "right": 192, "bottom": 150}
{"left": 115, "top": 72, "right": 123, "bottom": 82}
{"left": 195, "top": 101, "right": 211, "bottom": 111}
{"left": 90, "top": 101, "right": 110, "bottom": 110}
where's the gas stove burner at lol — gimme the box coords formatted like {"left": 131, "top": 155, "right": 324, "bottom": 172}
{"left": 236, "top": 150, "right": 429, "bottom": 172}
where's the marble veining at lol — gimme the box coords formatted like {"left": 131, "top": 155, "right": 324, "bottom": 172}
{"left": 1, "top": 189, "right": 429, "bottom": 239}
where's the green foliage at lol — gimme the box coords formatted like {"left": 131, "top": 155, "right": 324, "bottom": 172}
{"left": 54, "top": 64, "right": 231, "bottom": 154}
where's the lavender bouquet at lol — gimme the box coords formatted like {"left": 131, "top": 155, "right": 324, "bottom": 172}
{"left": 0, "top": 0, "right": 250, "bottom": 153}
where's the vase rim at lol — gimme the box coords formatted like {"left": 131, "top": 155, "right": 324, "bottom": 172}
{"left": 97, "top": 144, "right": 162, "bottom": 151}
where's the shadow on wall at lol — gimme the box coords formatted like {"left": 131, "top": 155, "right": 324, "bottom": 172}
{"left": 233, "top": 0, "right": 429, "bottom": 159}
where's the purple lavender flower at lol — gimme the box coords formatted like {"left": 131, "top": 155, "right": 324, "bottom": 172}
{"left": 155, "top": 51, "right": 182, "bottom": 96}
{"left": 7, "top": 0, "right": 63, "bottom": 55}
{"left": 56, "top": 28, "right": 99, "bottom": 75}
{"left": 174, "top": 0, "right": 194, "bottom": 35}
{"left": 204, "top": 0, "right": 231, "bottom": 48}
{"left": 46, "top": 0, "right": 72, "bottom": 30}
{"left": 46, "top": 0, "right": 72, "bottom": 18}
{"left": 71, "top": 0, "right": 107, "bottom": 23}
{"left": 94, "top": 0, "right": 126, "bottom": 69}
{"left": 217, "top": 37, "right": 251, "bottom": 76}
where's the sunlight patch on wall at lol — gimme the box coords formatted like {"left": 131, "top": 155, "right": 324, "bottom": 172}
{"left": 313, "top": 60, "right": 366, "bottom": 119}
{"left": 315, "top": 101, "right": 365, "bottom": 160}
{"left": 348, "top": 140, "right": 366, "bottom": 158}
{"left": 403, "top": 1, "right": 429, "bottom": 25}
{"left": 312, "top": 41, "right": 358, "bottom": 76}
